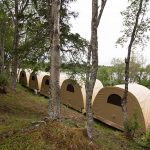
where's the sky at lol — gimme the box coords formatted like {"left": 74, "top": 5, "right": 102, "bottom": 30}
{"left": 70, "top": 0, "right": 150, "bottom": 66}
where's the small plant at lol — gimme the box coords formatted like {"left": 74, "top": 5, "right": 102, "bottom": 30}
{"left": 0, "top": 72, "right": 9, "bottom": 93}
{"left": 124, "top": 112, "right": 139, "bottom": 139}
{"left": 139, "top": 130, "right": 150, "bottom": 148}
{"left": 0, "top": 72, "right": 9, "bottom": 86}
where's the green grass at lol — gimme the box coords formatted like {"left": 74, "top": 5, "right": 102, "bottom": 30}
{"left": 0, "top": 84, "right": 47, "bottom": 133}
{"left": 0, "top": 131, "right": 50, "bottom": 150}
{"left": 93, "top": 121, "right": 144, "bottom": 150}
{"left": 0, "top": 84, "right": 147, "bottom": 150}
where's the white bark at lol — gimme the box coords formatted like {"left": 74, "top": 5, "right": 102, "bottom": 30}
{"left": 0, "top": 36, "right": 4, "bottom": 74}
{"left": 86, "top": 0, "right": 107, "bottom": 139}
{"left": 48, "top": 0, "right": 61, "bottom": 119}
{"left": 11, "top": 0, "right": 19, "bottom": 90}
{"left": 122, "top": 0, "right": 143, "bottom": 137}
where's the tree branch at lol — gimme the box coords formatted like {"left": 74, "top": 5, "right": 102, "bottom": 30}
{"left": 97, "top": 0, "right": 107, "bottom": 27}
{"left": 128, "top": 0, "right": 143, "bottom": 53}
{"left": 2, "top": 0, "right": 15, "bottom": 23}
{"left": 19, "top": 0, "right": 29, "bottom": 16}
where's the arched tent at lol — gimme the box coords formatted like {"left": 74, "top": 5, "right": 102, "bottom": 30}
{"left": 93, "top": 83, "right": 150, "bottom": 132}
{"left": 29, "top": 71, "right": 48, "bottom": 91}
{"left": 40, "top": 75, "right": 50, "bottom": 97}
{"left": 82, "top": 79, "right": 103, "bottom": 106}
{"left": 17, "top": 69, "right": 21, "bottom": 81}
{"left": 19, "top": 70, "right": 31, "bottom": 87}
{"left": 40, "top": 73, "right": 67, "bottom": 97}
{"left": 61, "top": 79, "right": 103, "bottom": 113}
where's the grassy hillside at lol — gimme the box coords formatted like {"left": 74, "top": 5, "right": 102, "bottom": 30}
{"left": 0, "top": 85, "right": 147, "bottom": 150}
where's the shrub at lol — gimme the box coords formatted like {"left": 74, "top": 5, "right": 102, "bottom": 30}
{"left": 124, "top": 112, "right": 139, "bottom": 139}
{"left": 0, "top": 72, "right": 9, "bottom": 86}
{"left": 139, "top": 130, "right": 150, "bottom": 148}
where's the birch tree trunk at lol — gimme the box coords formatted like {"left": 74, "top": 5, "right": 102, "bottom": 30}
{"left": 47, "top": 0, "right": 53, "bottom": 117}
{"left": 0, "top": 11, "right": 5, "bottom": 74}
{"left": 48, "top": 0, "right": 61, "bottom": 120}
{"left": 0, "top": 36, "right": 4, "bottom": 74}
{"left": 11, "top": 0, "right": 19, "bottom": 90}
{"left": 122, "top": 0, "right": 143, "bottom": 137}
{"left": 86, "top": 0, "right": 107, "bottom": 139}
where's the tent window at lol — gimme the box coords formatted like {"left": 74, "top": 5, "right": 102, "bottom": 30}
{"left": 66, "top": 84, "right": 74, "bottom": 92}
{"left": 107, "top": 94, "right": 122, "bottom": 107}
{"left": 45, "top": 79, "right": 49, "bottom": 85}
{"left": 21, "top": 73, "right": 24, "bottom": 77}
{"left": 32, "top": 76, "right": 35, "bottom": 81}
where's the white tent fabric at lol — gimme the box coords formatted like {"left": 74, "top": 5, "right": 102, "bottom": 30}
{"left": 116, "top": 83, "right": 150, "bottom": 130}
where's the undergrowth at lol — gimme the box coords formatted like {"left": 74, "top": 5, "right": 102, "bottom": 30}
{"left": 0, "top": 84, "right": 147, "bottom": 150}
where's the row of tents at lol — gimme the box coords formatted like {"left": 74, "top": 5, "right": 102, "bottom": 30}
{"left": 18, "top": 70, "right": 150, "bottom": 132}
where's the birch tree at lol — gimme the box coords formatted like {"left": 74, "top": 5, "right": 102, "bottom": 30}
{"left": 86, "top": 0, "right": 107, "bottom": 139}
{"left": 0, "top": 35, "right": 4, "bottom": 74}
{"left": 2, "top": 0, "right": 38, "bottom": 90}
{"left": 11, "top": 0, "right": 19, "bottom": 90}
{"left": 48, "top": 0, "right": 61, "bottom": 119}
{"left": 0, "top": 2, "right": 12, "bottom": 74}
{"left": 117, "top": 0, "right": 150, "bottom": 137}
{"left": 0, "top": 8, "right": 5, "bottom": 74}
{"left": 2, "top": 0, "right": 25, "bottom": 89}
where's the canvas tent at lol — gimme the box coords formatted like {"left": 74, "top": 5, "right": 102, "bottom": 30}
{"left": 40, "top": 73, "right": 67, "bottom": 97}
{"left": 93, "top": 83, "right": 150, "bottom": 132}
{"left": 17, "top": 69, "right": 21, "bottom": 81}
{"left": 40, "top": 75, "right": 50, "bottom": 97}
{"left": 61, "top": 79, "right": 103, "bottom": 113}
{"left": 40, "top": 72, "right": 103, "bottom": 113}
{"left": 29, "top": 71, "right": 48, "bottom": 91}
{"left": 19, "top": 70, "right": 30, "bottom": 87}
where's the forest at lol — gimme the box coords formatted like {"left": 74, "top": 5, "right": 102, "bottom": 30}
{"left": 0, "top": 0, "right": 150, "bottom": 149}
